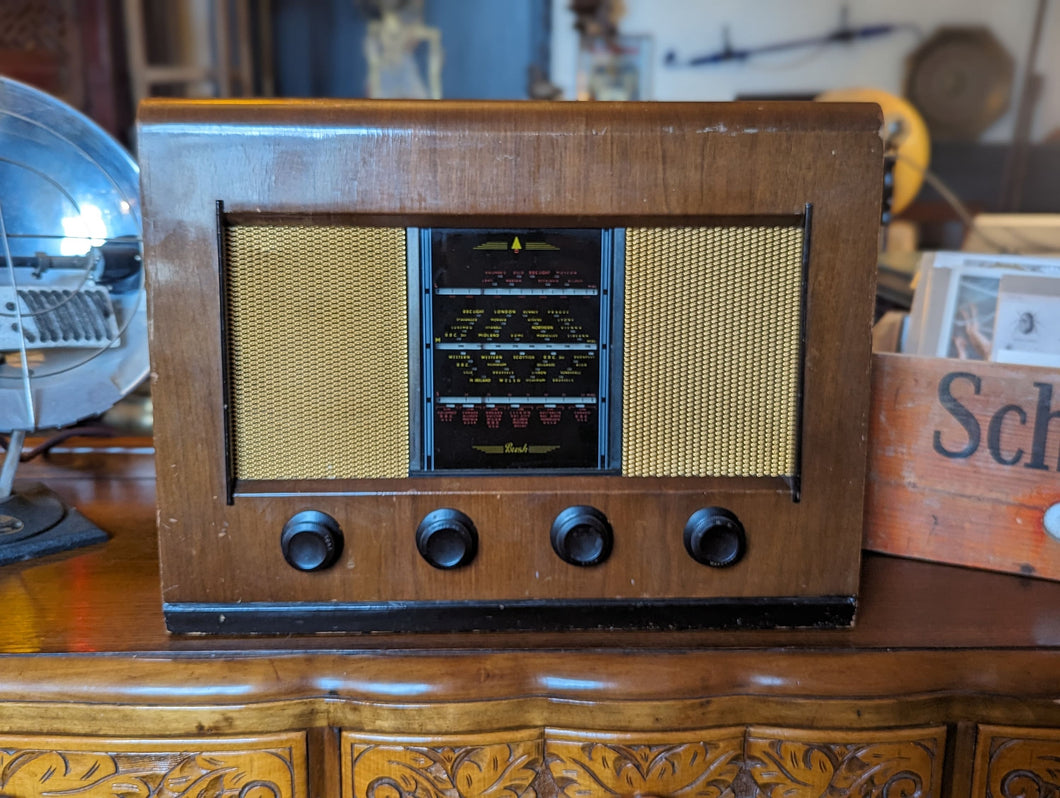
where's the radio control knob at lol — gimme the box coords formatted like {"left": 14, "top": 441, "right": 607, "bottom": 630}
{"left": 684, "top": 507, "right": 746, "bottom": 568}
{"left": 416, "top": 509, "right": 478, "bottom": 569}
{"left": 281, "top": 510, "right": 343, "bottom": 572}
{"left": 551, "top": 505, "right": 613, "bottom": 567}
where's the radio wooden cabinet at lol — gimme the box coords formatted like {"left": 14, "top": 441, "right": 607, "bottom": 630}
{"left": 1, "top": 451, "right": 1060, "bottom": 798}
{"left": 138, "top": 100, "right": 882, "bottom": 634}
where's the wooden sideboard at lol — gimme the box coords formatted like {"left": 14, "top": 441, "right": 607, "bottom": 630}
{"left": 2, "top": 448, "right": 1060, "bottom": 797}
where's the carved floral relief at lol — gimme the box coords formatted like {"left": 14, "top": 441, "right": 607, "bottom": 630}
{"left": 0, "top": 745, "right": 301, "bottom": 798}
{"left": 545, "top": 732, "right": 743, "bottom": 797}
{"left": 347, "top": 741, "right": 543, "bottom": 798}
{"left": 976, "top": 729, "right": 1060, "bottom": 798}
{"left": 345, "top": 727, "right": 949, "bottom": 798}
{"left": 744, "top": 733, "right": 943, "bottom": 798}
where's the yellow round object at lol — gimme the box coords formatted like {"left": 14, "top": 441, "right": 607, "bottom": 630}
{"left": 817, "top": 87, "right": 930, "bottom": 215}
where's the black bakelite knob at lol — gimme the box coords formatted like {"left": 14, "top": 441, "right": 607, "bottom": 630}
{"left": 416, "top": 509, "right": 478, "bottom": 569}
{"left": 550, "top": 505, "right": 613, "bottom": 567}
{"left": 281, "top": 510, "right": 343, "bottom": 572}
{"left": 684, "top": 507, "right": 746, "bottom": 568}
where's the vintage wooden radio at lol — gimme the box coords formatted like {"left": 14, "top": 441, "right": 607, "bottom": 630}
{"left": 138, "top": 100, "right": 882, "bottom": 633}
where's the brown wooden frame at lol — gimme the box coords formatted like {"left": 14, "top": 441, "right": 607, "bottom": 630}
{"left": 138, "top": 99, "right": 882, "bottom": 631}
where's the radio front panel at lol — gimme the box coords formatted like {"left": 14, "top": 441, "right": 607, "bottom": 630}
{"left": 139, "top": 100, "right": 882, "bottom": 633}
{"left": 222, "top": 221, "right": 807, "bottom": 484}
{"left": 421, "top": 227, "right": 612, "bottom": 474}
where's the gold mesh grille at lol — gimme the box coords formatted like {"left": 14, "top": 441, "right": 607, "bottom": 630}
{"left": 623, "top": 226, "right": 804, "bottom": 477}
{"left": 224, "top": 226, "right": 408, "bottom": 480}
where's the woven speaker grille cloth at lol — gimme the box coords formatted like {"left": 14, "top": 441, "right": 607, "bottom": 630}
{"left": 224, "top": 226, "right": 408, "bottom": 479}
{"left": 623, "top": 226, "right": 804, "bottom": 477}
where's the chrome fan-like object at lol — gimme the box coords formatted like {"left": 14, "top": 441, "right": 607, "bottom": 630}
{"left": 0, "top": 77, "right": 148, "bottom": 563}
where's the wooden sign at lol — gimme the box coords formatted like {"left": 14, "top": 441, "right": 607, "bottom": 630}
{"left": 866, "top": 352, "right": 1060, "bottom": 580}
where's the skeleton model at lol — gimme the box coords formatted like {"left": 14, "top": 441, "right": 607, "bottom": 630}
{"left": 363, "top": 0, "right": 442, "bottom": 99}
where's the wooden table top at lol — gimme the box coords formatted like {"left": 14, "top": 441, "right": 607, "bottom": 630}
{"left": 1, "top": 443, "right": 1059, "bottom": 730}
{"left": 4, "top": 445, "right": 1060, "bottom": 657}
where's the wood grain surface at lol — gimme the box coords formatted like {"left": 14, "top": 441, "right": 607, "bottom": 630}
{"left": 972, "top": 725, "right": 1060, "bottom": 798}
{"left": 744, "top": 726, "right": 945, "bottom": 797}
{"left": 137, "top": 99, "right": 881, "bottom": 613}
{"left": 342, "top": 730, "right": 543, "bottom": 798}
{"left": 6, "top": 448, "right": 1060, "bottom": 654}
{"left": 0, "top": 732, "right": 307, "bottom": 798}
{"left": 545, "top": 728, "right": 744, "bottom": 797}
{"left": 2, "top": 452, "right": 1060, "bottom": 792}
{"left": 337, "top": 726, "right": 947, "bottom": 797}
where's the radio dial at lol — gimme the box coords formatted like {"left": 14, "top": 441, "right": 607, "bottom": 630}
{"left": 416, "top": 509, "right": 478, "bottom": 569}
{"left": 684, "top": 507, "right": 746, "bottom": 568}
{"left": 281, "top": 510, "right": 343, "bottom": 572}
{"left": 551, "top": 506, "right": 613, "bottom": 567}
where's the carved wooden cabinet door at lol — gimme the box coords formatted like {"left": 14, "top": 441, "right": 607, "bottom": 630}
{"left": 340, "top": 726, "right": 948, "bottom": 797}
{"left": 0, "top": 732, "right": 307, "bottom": 798}
{"left": 744, "top": 726, "right": 947, "bottom": 797}
{"left": 972, "top": 725, "right": 1060, "bottom": 797}
{"left": 545, "top": 727, "right": 744, "bottom": 797}
{"left": 543, "top": 726, "right": 945, "bottom": 798}
{"left": 341, "top": 730, "right": 544, "bottom": 798}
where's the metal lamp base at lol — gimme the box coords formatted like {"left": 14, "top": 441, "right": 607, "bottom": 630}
{"left": 0, "top": 482, "right": 107, "bottom": 565}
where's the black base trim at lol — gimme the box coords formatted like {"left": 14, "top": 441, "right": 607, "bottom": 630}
{"left": 164, "top": 596, "right": 856, "bottom": 635}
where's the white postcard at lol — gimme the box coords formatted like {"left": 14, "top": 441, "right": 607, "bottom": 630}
{"left": 993, "top": 274, "right": 1060, "bottom": 368}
